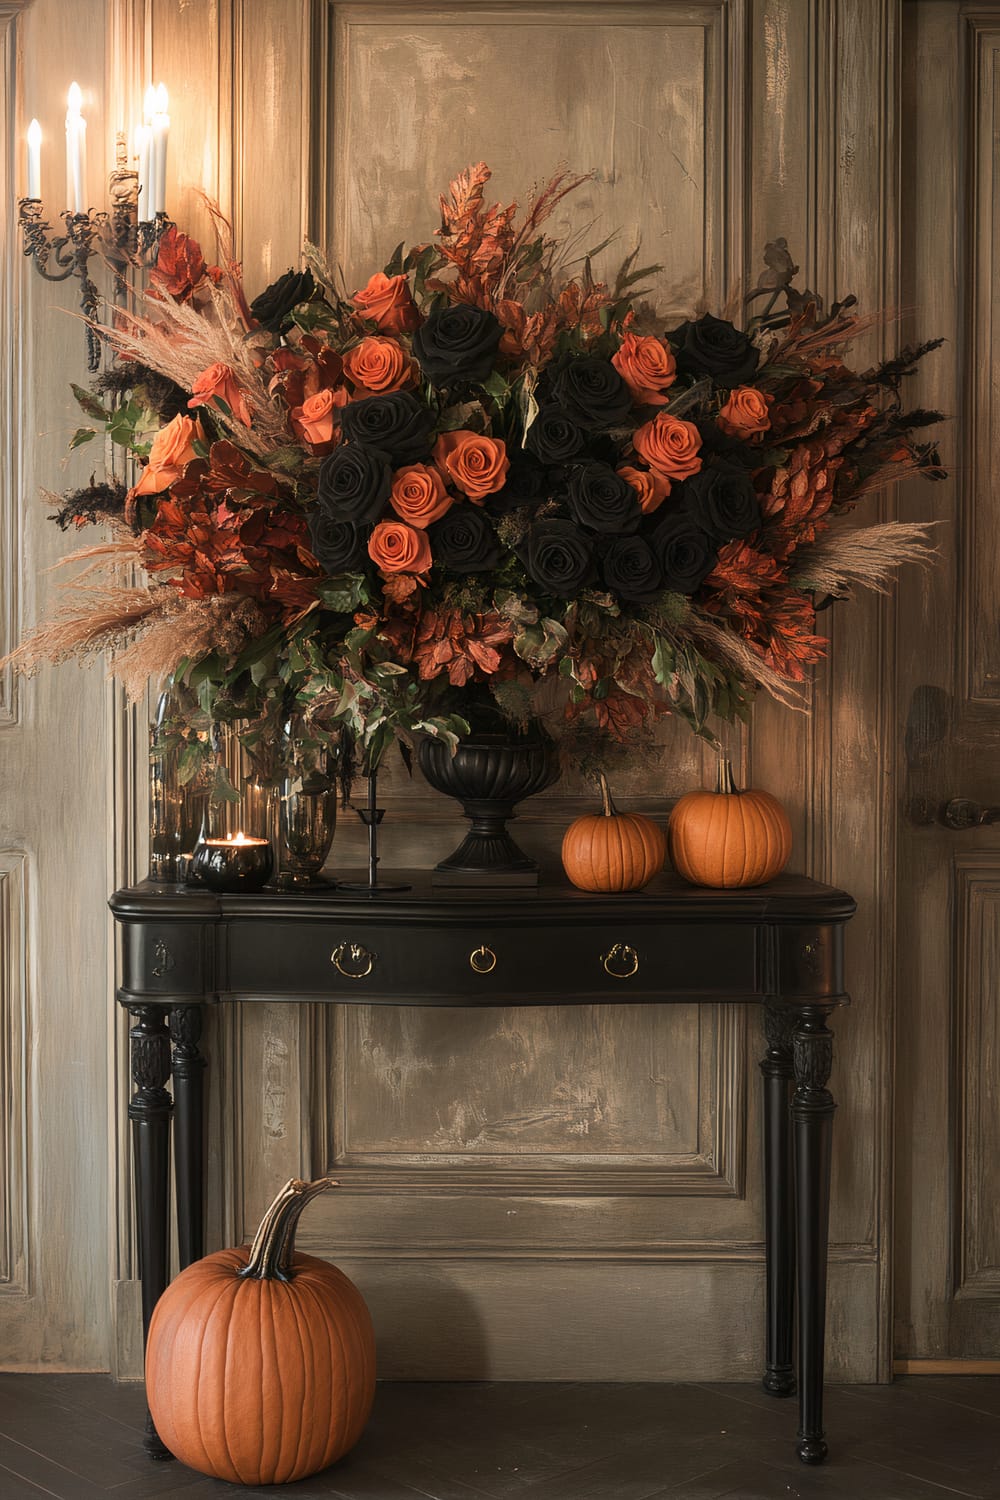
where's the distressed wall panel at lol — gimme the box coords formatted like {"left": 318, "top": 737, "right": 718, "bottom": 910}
{"left": 966, "top": 25, "right": 1000, "bottom": 703}
{"left": 0, "top": 6, "right": 19, "bottom": 726}
{"left": 955, "top": 859, "right": 1000, "bottom": 1296}
{"left": 329, "top": 1003, "right": 746, "bottom": 1197}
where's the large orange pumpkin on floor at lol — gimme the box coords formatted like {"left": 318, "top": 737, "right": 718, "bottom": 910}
{"left": 146, "top": 1177, "right": 375, "bottom": 1486}
{"left": 562, "top": 772, "right": 666, "bottom": 891}
{"left": 668, "top": 758, "right": 792, "bottom": 888}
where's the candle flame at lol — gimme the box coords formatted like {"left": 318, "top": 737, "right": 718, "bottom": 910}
{"left": 27, "top": 119, "right": 41, "bottom": 148}
{"left": 67, "top": 82, "right": 83, "bottom": 115}
{"left": 153, "top": 81, "right": 169, "bottom": 115}
{"left": 143, "top": 84, "right": 157, "bottom": 121}
{"left": 232, "top": 831, "right": 249, "bottom": 845}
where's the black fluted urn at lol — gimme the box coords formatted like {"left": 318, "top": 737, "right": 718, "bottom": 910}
{"left": 418, "top": 729, "right": 560, "bottom": 885}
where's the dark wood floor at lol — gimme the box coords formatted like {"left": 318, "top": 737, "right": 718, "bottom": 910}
{"left": 0, "top": 1376, "right": 998, "bottom": 1500}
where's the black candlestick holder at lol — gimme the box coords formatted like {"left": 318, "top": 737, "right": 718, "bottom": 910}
{"left": 337, "top": 771, "right": 410, "bottom": 895}
{"left": 18, "top": 135, "right": 174, "bottom": 370}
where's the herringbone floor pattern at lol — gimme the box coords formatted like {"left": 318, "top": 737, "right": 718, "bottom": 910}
{"left": 0, "top": 1375, "right": 998, "bottom": 1500}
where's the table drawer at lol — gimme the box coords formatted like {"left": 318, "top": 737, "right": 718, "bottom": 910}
{"left": 223, "top": 918, "right": 760, "bottom": 1003}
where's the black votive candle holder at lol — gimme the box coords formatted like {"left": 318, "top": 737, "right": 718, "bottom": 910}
{"left": 188, "top": 835, "right": 273, "bottom": 892}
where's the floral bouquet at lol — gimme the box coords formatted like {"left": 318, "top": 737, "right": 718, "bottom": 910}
{"left": 7, "top": 162, "right": 944, "bottom": 782}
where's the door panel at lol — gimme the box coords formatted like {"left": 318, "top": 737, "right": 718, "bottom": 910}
{"left": 895, "top": 2, "right": 1000, "bottom": 1360}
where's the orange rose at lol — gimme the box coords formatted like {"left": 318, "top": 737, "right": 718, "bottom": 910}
{"left": 187, "top": 362, "right": 252, "bottom": 426}
{"left": 633, "top": 413, "right": 702, "bottom": 481}
{"left": 612, "top": 333, "right": 677, "bottom": 406}
{"left": 389, "top": 464, "right": 453, "bottom": 528}
{"left": 617, "top": 464, "right": 671, "bottom": 516}
{"left": 352, "top": 272, "right": 421, "bottom": 334}
{"left": 368, "top": 519, "right": 432, "bottom": 575}
{"left": 130, "top": 414, "right": 204, "bottom": 497}
{"left": 344, "top": 336, "right": 417, "bottom": 395}
{"left": 290, "top": 386, "right": 348, "bottom": 451}
{"left": 433, "top": 430, "right": 510, "bottom": 502}
{"left": 717, "top": 386, "right": 772, "bottom": 439}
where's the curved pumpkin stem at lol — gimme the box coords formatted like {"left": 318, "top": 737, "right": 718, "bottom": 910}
{"left": 240, "top": 1176, "right": 338, "bottom": 1282}
{"left": 596, "top": 771, "right": 617, "bottom": 817}
{"left": 716, "top": 758, "right": 739, "bottom": 795}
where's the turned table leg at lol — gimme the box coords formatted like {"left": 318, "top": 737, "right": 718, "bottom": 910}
{"left": 128, "top": 1004, "right": 174, "bottom": 1460}
{"left": 792, "top": 1005, "right": 836, "bottom": 1465}
{"left": 761, "top": 1001, "right": 796, "bottom": 1398}
{"left": 169, "top": 1006, "right": 206, "bottom": 1271}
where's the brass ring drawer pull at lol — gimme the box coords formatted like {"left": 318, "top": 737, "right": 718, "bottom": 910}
{"left": 331, "top": 941, "right": 376, "bottom": 979}
{"left": 602, "top": 942, "right": 639, "bottom": 979}
{"left": 470, "top": 945, "right": 497, "bottom": 974}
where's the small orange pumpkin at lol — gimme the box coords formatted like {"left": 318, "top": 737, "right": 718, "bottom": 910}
{"left": 562, "top": 772, "right": 666, "bottom": 891}
{"left": 668, "top": 758, "right": 792, "bottom": 888}
{"left": 146, "top": 1176, "right": 375, "bottom": 1485}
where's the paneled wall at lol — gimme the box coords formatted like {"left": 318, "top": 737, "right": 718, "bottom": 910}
{"left": 0, "top": 0, "right": 113, "bottom": 1369}
{"left": 3, "top": 0, "right": 958, "bottom": 1379}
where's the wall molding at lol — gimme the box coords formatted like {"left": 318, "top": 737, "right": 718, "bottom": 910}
{"left": 0, "top": 849, "right": 29, "bottom": 1296}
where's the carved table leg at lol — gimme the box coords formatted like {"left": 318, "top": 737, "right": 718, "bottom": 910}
{"left": 128, "top": 1004, "right": 174, "bottom": 1460}
{"left": 761, "top": 1001, "right": 796, "bottom": 1398}
{"left": 169, "top": 1005, "right": 206, "bottom": 1271}
{"left": 791, "top": 1005, "right": 836, "bottom": 1465}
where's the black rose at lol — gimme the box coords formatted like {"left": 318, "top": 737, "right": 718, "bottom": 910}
{"left": 667, "top": 313, "right": 759, "bottom": 386}
{"left": 524, "top": 405, "right": 586, "bottom": 464}
{"left": 567, "top": 462, "right": 643, "bottom": 535}
{"left": 549, "top": 356, "right": 632, "bottom": 430}
{"left": 316, "top": 444, "right": 391, "bottom": 524}
{"left": 651, "top": 515, "right": 718, "bottom": 595}
{"left": 308, "top": 513, "right": 366, "bottom": 575}
{"left": 429, "top": 505, "right": 501, "bottom": 573}
{"left": 602, "top": 535, "right": 663, "bottom": 602}
{"left": 412, "top": 301, "right": 504, "bottom": 384}
{"left": 340, "top": 391, "right": 432, "bottom": 464}
{"left": 249, "top": 268, "right": 316, "bottom": 335}
{"left": 679, "top": 466, "right": 761, "bottom": 542}
{"left": 522, "top": 519, "right": 593, "bottom": 598}
{"left": 489, "top": 453, "right": 548, "bottom": 513}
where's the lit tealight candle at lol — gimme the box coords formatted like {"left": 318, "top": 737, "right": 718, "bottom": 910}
{"left": 150, "top": 82, "right": 169, "bottom": 217}
{"left": 189, "top": 830, "right": 273, "bottom": 892}
{"left": 65, "top": 82, "right": 87, "bottom": 215}
{"left": 26, "top": 118, "right": 41, "bottom": 200}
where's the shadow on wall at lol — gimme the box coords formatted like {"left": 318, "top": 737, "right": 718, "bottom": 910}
{"left": 347, "top": 1264, "right": 492, "bottom": 1380}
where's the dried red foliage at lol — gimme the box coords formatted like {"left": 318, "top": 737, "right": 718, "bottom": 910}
{"left": 412, "top": 609, "right": 514, "bottom": 686}
{"left": 148, "top": 227, "right": 222, "bottom": 304}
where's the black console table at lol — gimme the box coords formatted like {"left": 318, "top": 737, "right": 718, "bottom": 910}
{"left": 110, "top": 871, "right": 855, "bottom": 1467}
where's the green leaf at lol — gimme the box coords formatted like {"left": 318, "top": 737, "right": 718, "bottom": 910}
{"left": 383, "top": 240, "right": 406, "bottom": 278}
{"left": 412, "top": 245, "right": 439, "bottom": 300}
{"left": 70, "top": 427, "right": 96, "bottom": 449}
{"left": 318, "top": 573, "right": 366, "bottom": 613}
{"left": 478, "top": 370, "right": 509, "bottom": 404}
{"left": 70, "top": 383, "right": 109, "bottom": 422}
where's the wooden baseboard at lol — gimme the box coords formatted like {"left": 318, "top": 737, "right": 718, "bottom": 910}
{"left": 894, "top": 1359, "right": 1000, "bottom": 1376}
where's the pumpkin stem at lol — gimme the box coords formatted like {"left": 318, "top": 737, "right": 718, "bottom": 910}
{"left": 597, "top": 771, "right": 617, "bottom": 818}
{"left": 716, "top": 757, "right": 739, "bottom": 795}
{"left": 239, "top": 1176, "right": 338, "bottom": 1282}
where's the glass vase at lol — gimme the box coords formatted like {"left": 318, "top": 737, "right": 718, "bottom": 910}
{"left": 148, "top": 685, "right": 209, "bottom": 884}
{"left": 275, "top": 717, "right": 338, "bottom": 888}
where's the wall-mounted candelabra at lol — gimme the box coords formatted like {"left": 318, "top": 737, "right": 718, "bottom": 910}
{"left": 18, "top": 84, "right": 174, "bottom": 371}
